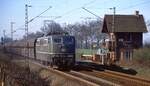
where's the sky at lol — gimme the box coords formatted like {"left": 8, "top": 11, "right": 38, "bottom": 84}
{"left": 0, "top": 0, "right": 150, "bottom": 42}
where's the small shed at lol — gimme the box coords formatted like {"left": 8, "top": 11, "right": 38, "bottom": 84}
{"left": 102, "top": 11, "right": 147, "bottom": 62}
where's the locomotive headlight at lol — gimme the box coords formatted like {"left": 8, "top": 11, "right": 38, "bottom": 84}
{"left": 67, "top": 55, "right": 73, "bottom": 57}
{"left": 61, "top": 48, "right": 66, "bottom": 52}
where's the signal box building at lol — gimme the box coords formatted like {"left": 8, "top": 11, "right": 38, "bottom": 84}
{"left": 102, "top": 11, "right": 147, "bottom": 62}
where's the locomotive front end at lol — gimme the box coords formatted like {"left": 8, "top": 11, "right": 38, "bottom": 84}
{"left": 52, "top": 35, "right": 75, "bottom": 68}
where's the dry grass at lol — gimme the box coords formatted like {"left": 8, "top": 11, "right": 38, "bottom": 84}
{"left": 133, "top": 47, "right": 150, "bottom": 67}
{"left": 0, "top": 50, "right": 88, "bottom": 86}
{"left": 0, "top": 51, "right": 50, "bottom": 86}
{"left": 121, "top": 46, "right": 150, "bottom": 80}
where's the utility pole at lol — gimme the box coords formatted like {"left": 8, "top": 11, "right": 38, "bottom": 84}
{"left": 3, "top": 30, "right": 6, "bottom": 44}
{"left": 11, "top": 22, "right": 15, "bottom": 41}
{"left": 25, "top": 4, "right": 32, "bottom": 53}
{"left": 109, "top": 7, "right": 116, "bottom": 64}
{"left": 25, "top": 4, "right": 31, "bottom": 42}
{"left": 25, "top": 4, "right": 31, "bottom": 85}
{"left": 25, "top": 4, "right": 31, "bottom": 58}
{"left": 110, "top": 7, "right": 116, "bottom": 32}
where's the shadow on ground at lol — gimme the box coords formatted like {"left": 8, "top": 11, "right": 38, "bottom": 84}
{"left": 74, "top": 61, "right": 137, "bottom": 75}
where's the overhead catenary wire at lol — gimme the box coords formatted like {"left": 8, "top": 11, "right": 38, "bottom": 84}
{"left": 12, "top": 6, "right": 52, "bottom": 35}
{"left": 84, "top": 0, "right": 113, "bottom": 9}
{"left": 83, "top": 0, "right": 97, "bottom": 7}
{"left": 24, "top": 1, "right": 106, "bottom": 22}
{"left": 58, "top": 7, "right": 81, "bottom": 19}
{"left": 118, "top": 0, "right": 150, "bottom": 11}
{"left": 28, "top": 6, "right": 52, "bottom": 23}
{"left": 13, "top": 1, "right": 150, "bottom": 36}
{"left": 53, "top": 0, "right": 105, "bottom": 20}
{"left": 8, "top": 0, "right": 150, "bottom": 37}
{"left": 82, "top": 7, "right": 102, "bottom": 20}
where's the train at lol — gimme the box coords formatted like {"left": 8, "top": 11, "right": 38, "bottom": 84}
{"left": 4, "top": 35, "right": 76, "bottom": 69}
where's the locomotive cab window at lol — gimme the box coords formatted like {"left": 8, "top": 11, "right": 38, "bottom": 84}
{"left": 63, "top": 37, "right": 74, "bottom": 44}
{"left": 53, "top": 38, "right": 62, "bottom": 43}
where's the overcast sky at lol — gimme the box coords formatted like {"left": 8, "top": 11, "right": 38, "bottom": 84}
{"left": 0, "top": 0, "right": 150, "bottom": 42}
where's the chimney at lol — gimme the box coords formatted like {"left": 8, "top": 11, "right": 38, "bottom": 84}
{"left": 135, "top": 10, "right": 139, "bottom": 16}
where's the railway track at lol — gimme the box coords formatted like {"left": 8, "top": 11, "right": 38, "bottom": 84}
{"left": 75, "top": 61, "right": 150, "bottom": 86}
{"left": 14, "top": 59, "right": 149, "bottom": 86}
{"left": 79, "top": 69, "right": 150, "bottom": 86}
{"left": 32, "top": 61, "right": 122, "bottom": 86}
{"left": 103, "top": 70, "right": 150, "bottom": 86}
{"left": 31, "top": 61, "right": 99, "bottom": 86}
{"left": 32, "top": 60, "right": 150, "bottom": 86}
{"left": 67, "top": 70, "right": 120, "bottom": 86}
{"left": 6, "top": 49, "right": 150, "bottom": 86}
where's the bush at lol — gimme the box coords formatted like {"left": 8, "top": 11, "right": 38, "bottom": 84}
{"left": 133, "top": 47, "right": 150, "bottom": 67}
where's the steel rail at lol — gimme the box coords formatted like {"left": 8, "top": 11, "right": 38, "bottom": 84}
{"left": 104, "top": 70, "right": 150, "bottom": 85}
{"left": 90, "top": 70, "right": 150, "bottom": 86}
{"left": 31, "top": 61, "right": 99, "bottom": 86}
{"left": 69, "top": 70, "right": 121, "bottom": 86}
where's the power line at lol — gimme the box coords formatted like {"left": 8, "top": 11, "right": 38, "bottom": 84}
{"left": 80, "top": 17, "right": 97, "bottom": 20}
{"left": 38, "top": 16, "right": 61, "bottom": 19}
{"left": 118, "top": 0, "right": 150, "bottom": 11}
{"left": 62, "top": 0, "right": 97, "bottom": 15}
{"left": 59, "top": 0, "right": 150, "bottom": 20}
{"left": 58, "top": 7, "right": 81, "bottom": 18}
{"left": 53, "top": 0, "right": 102, "bottom": 20}
{"left": 28, "top": 6, "right": 52, "bottom": 23}
{"left": 83, "top": 0, "right": 97, "bottom": 7}
{"left": 12, "top": 6, "right": 52, "bottom": 38}
{"left": 85, "top": 0, "right": 113, "bottom": 8}
{"left": 82, "top": 7, "right": 102, "bottom": 19}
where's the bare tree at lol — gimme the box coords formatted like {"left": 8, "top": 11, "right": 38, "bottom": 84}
{"left": 21, "top": 19, "right": 105, "bottom": 49}
{"left": 62, "top": 19, "right": 104, "bottom": 49}
{"left": 40, "top": 20, "right": 65, "bottom": 36}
